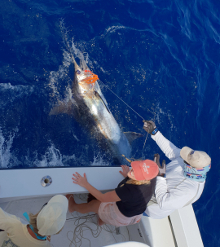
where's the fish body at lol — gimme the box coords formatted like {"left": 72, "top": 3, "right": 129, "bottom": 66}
{"left": 50, "top": 56, "right": 141, "bottom": 164}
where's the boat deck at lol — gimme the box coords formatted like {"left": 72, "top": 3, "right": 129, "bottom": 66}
{"left": 0, "top": 194, "right": 135, "bottom": 247}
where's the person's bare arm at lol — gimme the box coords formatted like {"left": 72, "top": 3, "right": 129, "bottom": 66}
{"left": 72, "top": 172, "right": 121, "bottom": 202}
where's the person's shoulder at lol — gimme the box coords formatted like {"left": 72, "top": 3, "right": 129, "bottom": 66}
{"left": 0, "top": 208, "right": 22, "bottom": 223}
{"left": 177, "top": 179, "right": 204, "bottom": 197}
{"left": 185, "top": 178, "right": 205, "bottom": 188}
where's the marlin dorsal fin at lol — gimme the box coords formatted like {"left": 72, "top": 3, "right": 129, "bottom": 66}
{"left": 124, "top": 132, "right": 143, "bottom": 144}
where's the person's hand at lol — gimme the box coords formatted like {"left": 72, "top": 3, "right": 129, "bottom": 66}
{"left": 143, "top": 120, "right": 158, "bottom": 135}
{"left": 119, "top": 165, "right": 130, "bottom": 177}
{"left": 154, "top": 154, "right": 166, "bottom": 177}
{"left": 72, "top": 172, "right": 88, "bottom": 188}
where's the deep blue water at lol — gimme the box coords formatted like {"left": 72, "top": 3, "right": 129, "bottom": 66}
{"left": 0, "top": 0, "right": 219, "bottom": 246}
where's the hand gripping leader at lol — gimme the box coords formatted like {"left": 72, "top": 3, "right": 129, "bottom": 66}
{"left": 143, "top": 120, "right": 158, "bottom": 135}
{"left": 154, "top": 153, "right": 166, "bottom": 177}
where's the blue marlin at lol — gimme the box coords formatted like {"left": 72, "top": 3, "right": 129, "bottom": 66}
{"left": 50, "top": 55, "right": 142, "bottom": 164}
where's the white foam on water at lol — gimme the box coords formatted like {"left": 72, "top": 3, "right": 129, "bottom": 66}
{"left": 33, "top": 144, "right": 64, "bottom": 167}
{"left": 0, "top": 83, "right": 34, "bottom": 92}
{"left": 90, "top": 154, "right": 110, "bottom": 166}
{"left": 29, "top": 142, "right": 109, "bottom": 167}
{"left": 0, "top": 126, "right": 109, "bottom": 168}
{"left": 0, "top": 127, "right": 17, "bottom": 168}
{"left": 49, "top": 20, "right": 93, "bottom": 106}
{"left": 63, "top": 152, "right": 110, "bottom": 167}
{"left": 61, "top": 19, "right": 93, "bottom": 70}
{"left": 62, "top": 154, "right": 76, "bottom": 164}
{"left": 49, "top": 20, "right": 91, "bottom": 104}
{"left": 0, "top": 83, "right": 34, "bottom": 106}
{"left": 48, "top": 50, "right": 72, "bottom": 100}
{"left": 105, "top": 25, "right": 126, "bottom": 33}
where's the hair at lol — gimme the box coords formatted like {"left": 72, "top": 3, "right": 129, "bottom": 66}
{"left": 29, "top": 211, "right": 41, "bottom": 235}
{"left": 126, "top": 179, "right": 151, "bottom": 185}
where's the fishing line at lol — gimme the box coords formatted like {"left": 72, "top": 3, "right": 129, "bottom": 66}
{"left": 99, "top": 80, "right": 155, "bottom": 120}
{"left": 142, "top": 132, "right": 149, "bottom": 151}
{"left": 99, "top": 80, "right": 159, "bottom": 152}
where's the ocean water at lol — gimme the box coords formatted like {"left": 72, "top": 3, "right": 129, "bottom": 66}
{"left": 0, "top": 0, "right": 219, "bottom": 246}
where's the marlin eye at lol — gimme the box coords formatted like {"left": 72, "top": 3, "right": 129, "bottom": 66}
{"left": 76, "top": 70, "right": 81, "bottom": 74}
{"left": 190, "top": 151, "right": 194, "bottom": 155}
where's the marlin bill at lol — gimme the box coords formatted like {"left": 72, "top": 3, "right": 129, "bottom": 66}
{"left": 49, "top": 54, "right": 142, "bottom": 164}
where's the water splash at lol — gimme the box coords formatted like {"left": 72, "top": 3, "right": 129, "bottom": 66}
{"left": 60, "top": 19, "right": 90, "bottom": 70}
{"left": 90, "top": 154, "right": 110, "bottom": 166}
{"left": 48, "top": 50, "right": 72, "bottom": 100}
{"left": 48, "top": 20, "right": 91, "bottom": 103}
{"left": 0, "top": 127, "right": 17, "bottom": 168}
{"left": 0, "top": 83, "right": 34, "bottom": 106}
{"left": 33, "top": 144, "right": 64, "bottom": 167}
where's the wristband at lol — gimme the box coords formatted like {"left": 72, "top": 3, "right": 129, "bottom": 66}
{"left": 151, "top": 128, "right": 158, "bottom": 135}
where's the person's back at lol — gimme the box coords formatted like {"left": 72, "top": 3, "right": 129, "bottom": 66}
{"left": 143, "top": 120, "right": 211, "bottom": 219}
{"left": 0, "top": 195, "right": 68, "bottom": 247}
{"left": 116, "top": 176, "right": 156, "bottom": 217}
{"left": 145, "top": 153, "right": 205, "bottom": 218}
{"left": 0, "top": 209, "right": 51, "bottom": 247}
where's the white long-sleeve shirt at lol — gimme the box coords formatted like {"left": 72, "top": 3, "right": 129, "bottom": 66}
{"left": 0, "top": 208, "right": 51, "bottom": 247}
{"left": 145, "top": 131, "right": 205, "bottom": 219}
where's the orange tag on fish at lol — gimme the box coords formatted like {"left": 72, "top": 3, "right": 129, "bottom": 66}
{"left": 81, "top": 70, "right": 99, "bottom": 84}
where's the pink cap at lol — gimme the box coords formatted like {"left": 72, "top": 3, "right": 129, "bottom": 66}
{"left": 131, "top": 160, "right": 159, "bottom": 180}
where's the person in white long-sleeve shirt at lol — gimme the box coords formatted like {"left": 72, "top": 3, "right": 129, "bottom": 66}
{"left": 142, "top": 120, "right": 211, "bottom": 219}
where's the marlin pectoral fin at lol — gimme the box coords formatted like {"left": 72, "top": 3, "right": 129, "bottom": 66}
{"left": 124, "top": 132, "right": 143, "bottom": 144}
{"left": 94, "top": 90, "right": 111, "bottom": 113}
{"left": 49, "top": 101, "right": 74, "bottom": 115}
